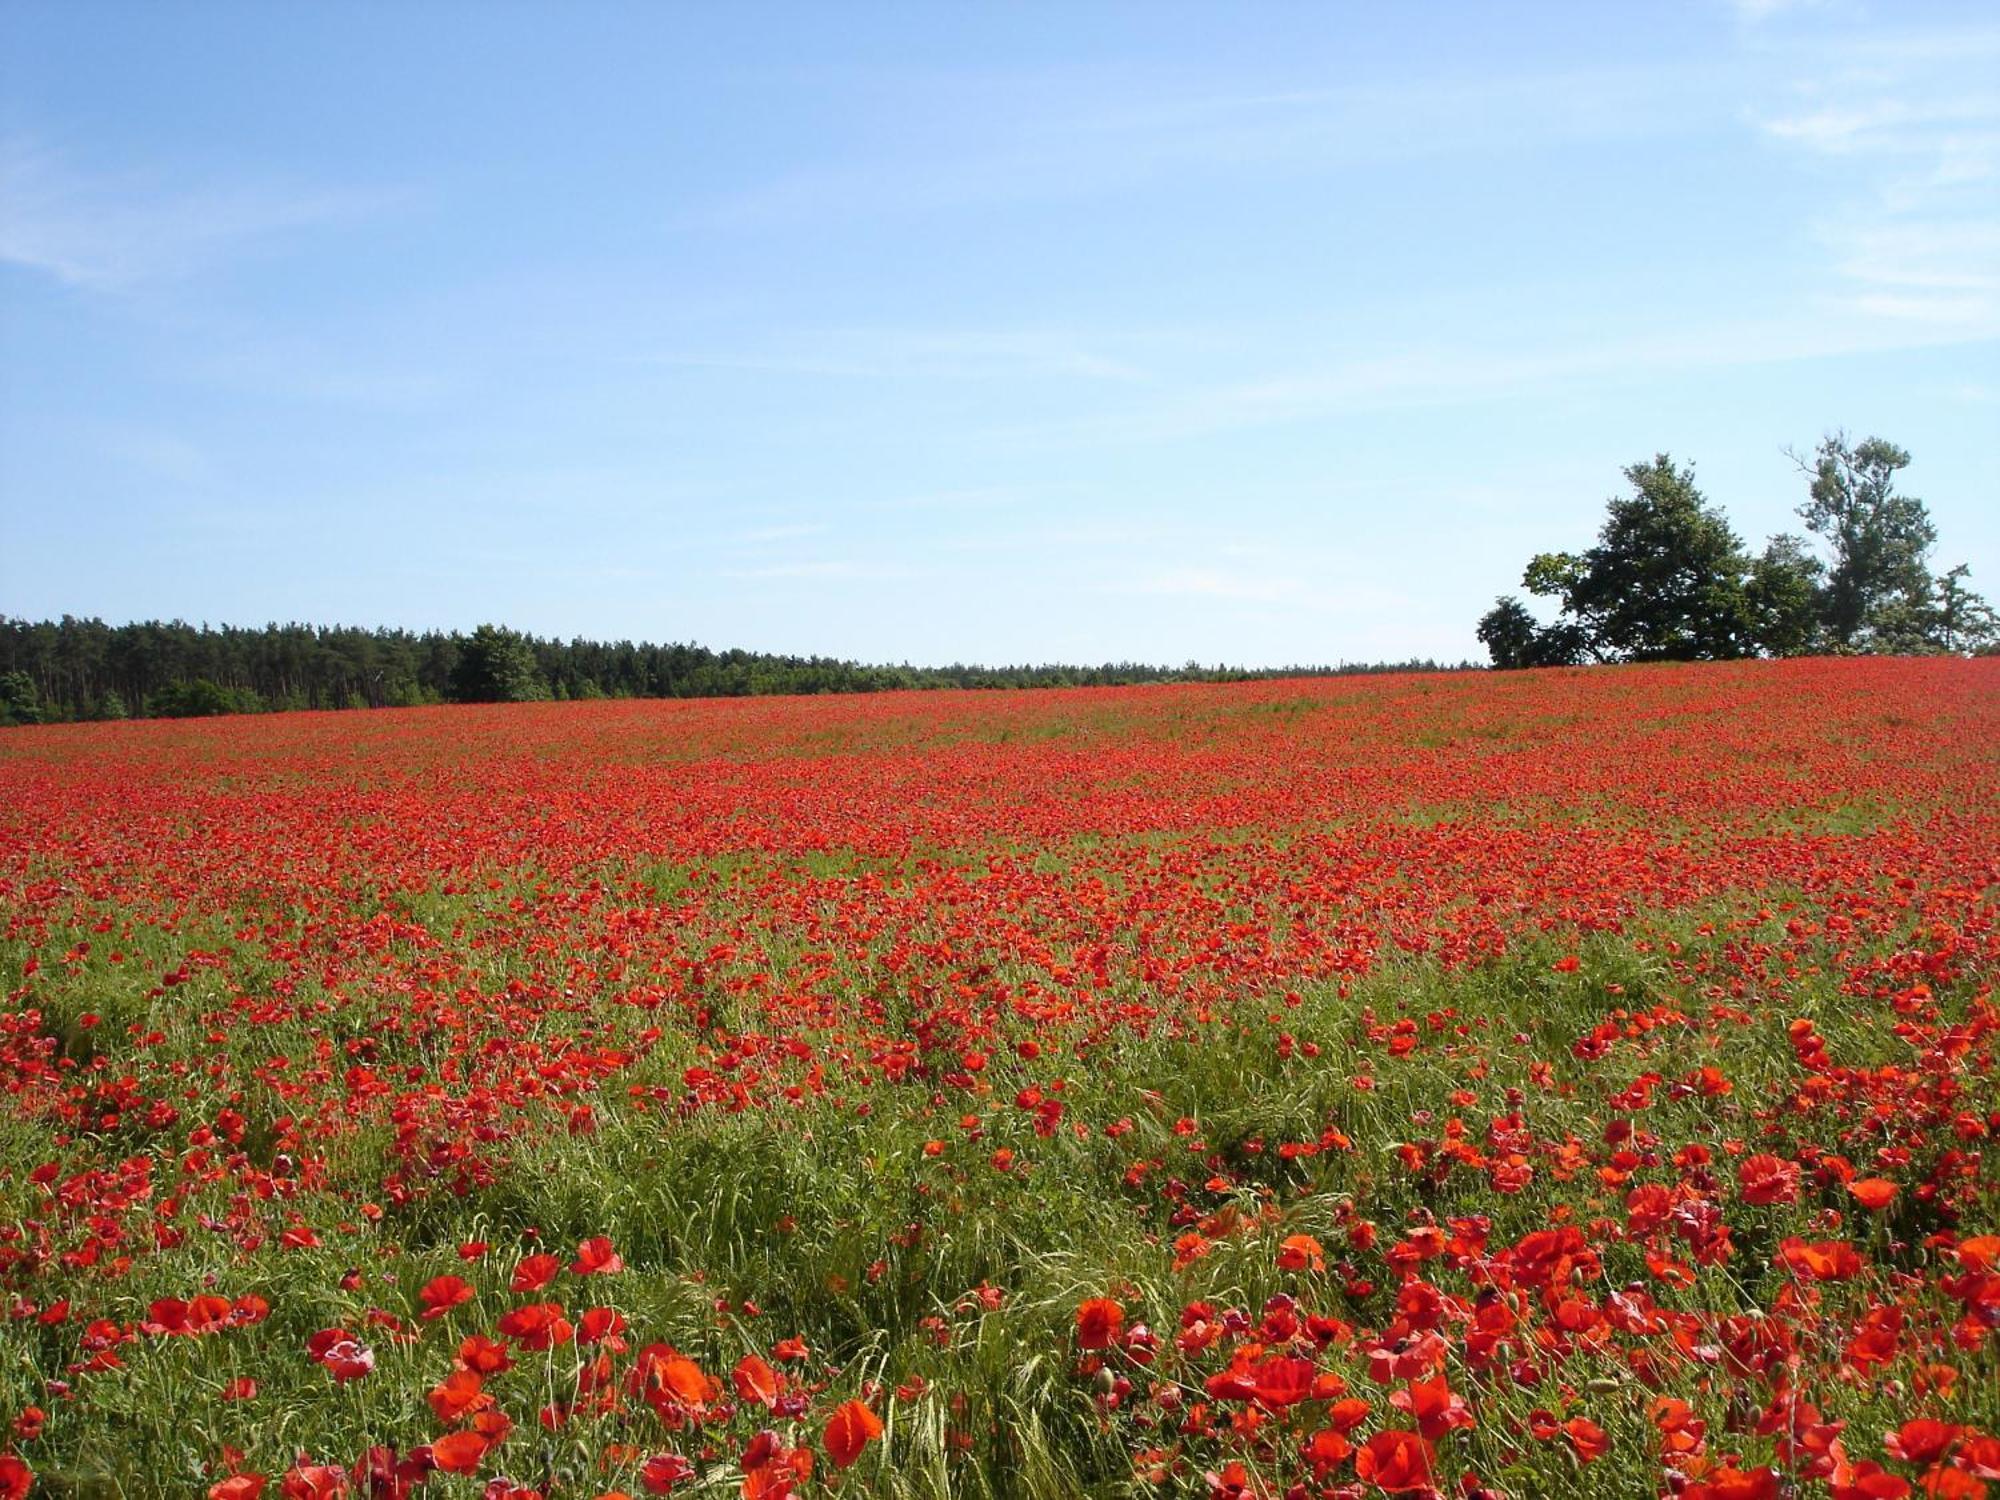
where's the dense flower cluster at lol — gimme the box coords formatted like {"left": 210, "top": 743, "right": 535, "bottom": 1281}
{"left": 0, "top": 657, "right": 1994, "bottom": 1496}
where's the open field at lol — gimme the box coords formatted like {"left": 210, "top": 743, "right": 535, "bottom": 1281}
{"left": 1, "top": 658, "right": 1996, "bottom": 1498}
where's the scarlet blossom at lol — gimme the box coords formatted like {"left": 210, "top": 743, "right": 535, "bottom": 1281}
{"left": 742, "top": 1430, "right": 813, "bottom": 1499}
{"left": 577, "top": 1307, "right": 626, "bottom": 1345}
{"left": 354, "top": 1448, "right": 433, "bottom": 1498}
{"left": 1779, "top": 1238, "right": 1865, "bottom": 1281}
{"left": 824, "top": 1399, "right": 884, "bottom": 1469}
{"left": 0, "top": 1458, "right": 27, "bottom": 1500}
{"left": 1885, "top": 1421, "right": 1960, "bottom": 1466}
{"left": 1830, "top": 1461, "right": 1912, "bottom": 1499}
{"left": 733, "top": 1355, "right": 783, "bottom": 1409}
{"left": 418, "top": 1275, "right": 476, "bottom": 1319}
{"left": 1326, "top": 1398, "right": 1372, "bottom": 1433}
{"left": 496, "top": 1303, "right": 572, "bottom": 1351}
{"left": 638, "top": 1454, "right": 694, "bottom": 1494}
{"left": 147, "top": 1295, "right": 233, "bottom": 1336}
{"left": 651, "top": 1356, "right": 717, "bottom": 1410}
{"left": 232, "top": 1295, "right": 271, "bottom": 1326}
{"left": 1304, "top": 1427, "right": 1353, "bottom": 1471}
{"left": 1563, "top": 1417, "right": 1609, "bottom": 1462}
{"left": 428, "top": 1369, "right": 489, "bottom": 1423}
{"left": 1849, "top": 1178, "right": 1900, "bottom": 1211}
{"left": 1277, "top": 1234, "right": 1326, "bottom": 1273}
{"left": 1075, "top": 1298, "right": 1124, "bottom": 1349}
{"left": 511, "top": 1254, "right": 561, "bottom": 1292}
{"left": 1957, "top": 1436, "right": 2000, "bottom": 1480}
{"left": 1684, "top": 1468, "right": 1781, "bottom": 1500}
{"left": 1247, "top": 1356, "right": 1317, "bottom": 1409}
{"left": 279, "top": 1464, "right": 348, "bottom": 1500}
{"left": 1955, "top": 1238, "right": 2000, "bottom": 1273}
{"left": 210, "top": 1477, "right": 266, "bottom": 1500}
{"left": 571, "top": 1236, "right": 623, "bottom": 1275}
{"left": 305, "top": 1330, "right": 374, "bottom": 1382}
{"left": 459, "top": 1334, "right": 514, "bottom": 1374}
{"left": 1738, "top": 1153, "right": 1801, "bottom": 1206}
{"left": 429, "top": 1432, "right": 488, "bottom": 1476}
{"left": 1355, "top": 1430, "right": 1434, "bottom": 1492}
{"left": 1390, "top": 1379, "right": 1473, "bottom": 1439}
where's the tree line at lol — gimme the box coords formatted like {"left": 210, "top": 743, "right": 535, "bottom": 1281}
{"left": 0, "top": 617, "right": 1473, "bottom": 726}
{"left": 1478, "top": 434, "right": 1996, "bottom": 667}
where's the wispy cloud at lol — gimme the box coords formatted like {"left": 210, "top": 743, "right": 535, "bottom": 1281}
{"left": 645, "top": 325, "right": 1152, "bottom": 384}
{"left": 1102, "top": 568, "right": 1312, "bottom": 606}
{"left": 1753, "top": 28, "right": 2000, "bottom": 326}
{"left": 695, "top": 60, "right": 1734, "bottom": 229}
{"left": 734, "top": 522, "right": 830, "bottom": 544}
{"left": 720, "top": 560, "right": 916, "bottom": 581}
{"left": 1728, "top": 0, "right": 1828, "bottom": 25}
{"left": 0, "top": 138, "right": 396, "bottom": 290}
{"left": 974, "top": 310, "right": 2000, "bottom": 452}
{"left": 181, "top": 344, "right": 460, "bottom": 411}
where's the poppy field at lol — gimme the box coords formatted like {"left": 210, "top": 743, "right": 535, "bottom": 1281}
{"left": 1, "top": 657, "right": 1997, "bottom": 1500}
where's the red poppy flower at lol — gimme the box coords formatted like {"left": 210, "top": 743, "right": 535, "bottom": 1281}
{"left": 638, "top": 1454, "right": 694, "bottom": 1494}
{"left": 510, "top": 1254, "right": 561, "bottom": 1292}
{"left": 1276, "top": 1234, "right": 1325, "bottom": 1273}
{"left": 733, "top": 1354, "right": 783, "bottom": 1409}
{"left": 418, "top": 1275, "right": 476, "bottom": 1320}
{"left": 1738, "top": 1154, "right": 1801, "bottom": 1206}
{"left": 1849, "top": 1178, "right": 1900, "bottom": 1211}
{"left": 1564, "top": 1417, "right": 1609, "bottom": 1462}
{"left": 304, "top": 1330, "right": 374, "bottom": 1382}
{"left": 571, "top": 1236, "right": 623, "bottom": 1276}
{"left": 1885, "top": 1420, "right": 1960, "bottom": 1465}
{"left": 1778, "top": 1238, "right": 1865, "bottom": 1281}
{"left": 1685, "top": 1468, "right": 1781, "bottom": 1500}
{"left": 428, "top": 1369, "right": 489, "bottom": 1423}
{"left": 1075, "top": 1298, "right": 1124, "bottom": 1350}
{"left": 824, "top": 1399, "right": 884, "bottom": 1469}
{"left": 1354, "top": 1430, "right": 1434, "bottom": 1492}
{"left": 652, "top": 1356, "right": 717, "bottom": 1410}
{"left": 278, "top": 1464, "right": 347, "bottom": 1500}
{"left": 429, "top": 1431, "right": 487, "bottom": 1476}
{"left": 496, "top": 1303, "right": 573, "bottom": 1351}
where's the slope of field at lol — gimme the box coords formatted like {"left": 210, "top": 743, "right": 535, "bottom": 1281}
{"left": 1, "top": 658, "right": 1996, "bottom": 1499}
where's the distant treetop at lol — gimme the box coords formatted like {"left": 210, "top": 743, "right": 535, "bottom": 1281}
{"left": 1478, "top": 434, "right": 1995, "bottom": 668}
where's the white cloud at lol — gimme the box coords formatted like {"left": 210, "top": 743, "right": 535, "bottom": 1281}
{"left": 694, "top": 59, "right": 1734, "bottom": 230}
{"left": 0, "top": 138, "right": 395, "bottom": 290}
{"left": 735, "top": 522, "right": 830, "bottom": 544}
{"left": 644, "top": 325, "right": 1151, "bottom": 384}
{"left": 1753, "top": 28, "right": 2000, "bottom": 326}
{"left": 976, "top": 309, "right": 2000, "bottom": 452}
{"left": 1729, "top": 0, "right": 1828, "bottom": 24}
{"left": 1109, "top": 568, "right": 1309, "bottom": 605}
{"left": 720, "top": 560, "right": 914, "bottom": 581}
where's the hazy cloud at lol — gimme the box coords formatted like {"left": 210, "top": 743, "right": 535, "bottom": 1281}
{"left": 1754, "top": 28, "right": 2000, "bottom": 326}
{"left": 0, "top": 138, "right": 397, "bottom": 290}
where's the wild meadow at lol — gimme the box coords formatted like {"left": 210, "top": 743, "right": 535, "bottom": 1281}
{"left": 0, "top": 657, "right": 1995, "bottom": 1499}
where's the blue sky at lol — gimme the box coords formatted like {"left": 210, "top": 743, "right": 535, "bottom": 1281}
{"left": 2, "top": 0, "right": 1995, "bottom": 667}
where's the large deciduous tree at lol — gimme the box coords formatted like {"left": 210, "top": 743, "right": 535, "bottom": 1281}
{"left": 1501, "top": 456, "right": 1757, "bottom": 665}
{"left": 1794, "top": 434, "right": 1937, "bottom": 651}
{"left": 1479, "top": 436, "right": 1991, "bottom": 668}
